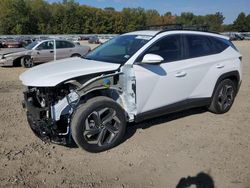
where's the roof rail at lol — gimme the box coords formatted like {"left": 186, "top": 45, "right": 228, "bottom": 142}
{"left": 142, "top": 24, "right": 210, "bottom": 32}
{"left": 143, "top": 24, "right": 183, "bottom": 30}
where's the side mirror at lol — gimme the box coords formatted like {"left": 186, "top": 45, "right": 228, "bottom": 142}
{"left": 141, "top": 54, "right": 164, "bottom": 64}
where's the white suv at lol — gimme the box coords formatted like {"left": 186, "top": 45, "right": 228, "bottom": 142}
{"left": 20, "top": 29, "right": 242, "bottom": 152}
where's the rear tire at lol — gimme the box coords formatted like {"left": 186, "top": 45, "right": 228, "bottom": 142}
{"left": 208, "top": 79, "right": 236, "bottom": 114}
{"left": 71, "top": 96, "right": 126, "bottom": 152}
{"left": 21, "top": 56, "right": 34, "bottom": 68}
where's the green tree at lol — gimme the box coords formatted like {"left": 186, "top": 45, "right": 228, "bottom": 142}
{"left": 0, "top": 0, "right": 236, "bottom": 34}
{"left": 0, "top": 0, "right": 37, "bottom": 34}
{"left": 145, "top": 9, "right": 161, "bottom": 26}
{"left": 233, "top": 12, "right": 249, "bottom": 31}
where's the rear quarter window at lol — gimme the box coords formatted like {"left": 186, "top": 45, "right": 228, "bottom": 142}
{"left": 208, "top": 37, "right": 230, "bottom": 53}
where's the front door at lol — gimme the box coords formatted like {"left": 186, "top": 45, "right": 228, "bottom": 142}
{"left": 32, "top": 41, "right": 54, "bottom": 63}
{"left": 134, "top": 34, "right": 209, "bottom": 114}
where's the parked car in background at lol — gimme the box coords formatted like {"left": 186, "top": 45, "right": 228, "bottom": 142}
{"left": 98, "top": 36, "right": 114, "bottom": 44}
{"left": 21, "top": 38, "right": 34, "bottom": 47}
{"left": 242, "top": 33, "right": 250, "bottom": 40}
{"left": 229, "top": 33, "right": 244, "bottom": 41}
{"left": 2, "top": 39, "right": 23, "bottom": 48}
{"left": 0, "top": 39, "right": 91, "bottom": 68}
{"left": 88, "top": 36, "right": 99, "bottom": 44}
{"left": 80, "top": 36, "right": 90, "bottom": 40}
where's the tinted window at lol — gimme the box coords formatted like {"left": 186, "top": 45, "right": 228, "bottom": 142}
{"left": 65, "top": 41, "right": 75, "bottom": 48}
{"left": 56, "top": 41, "right": 75, "bottom": 49}
{"left": 140, "top": 35, "right": 182, "bottom": 62}
{"left": 185, "top": 35, "right": 215, "bottom": 58}
{"left": 209, "top": 37, "right": 231, "bottom": 52}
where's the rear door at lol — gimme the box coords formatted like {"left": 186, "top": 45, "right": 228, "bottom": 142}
{"left": 181, "top": 34, "right": 227, "bottom": 98}
{"left": 55, "top": 41, "right": 75, "bottom": 59}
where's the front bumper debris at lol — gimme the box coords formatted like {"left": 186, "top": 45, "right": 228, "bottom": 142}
{"left": 26, "top": 112, "right": 68, "bottom": 145}
{"left": 23, "top": 91, "right": 70, "bottom": 145}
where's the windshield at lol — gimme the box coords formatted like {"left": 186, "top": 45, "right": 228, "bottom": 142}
{"left": 85, "top": 35, "right": 152, "bottom": 64}
{"left": 25, "top": 41, "right": 38, "bottom": 50}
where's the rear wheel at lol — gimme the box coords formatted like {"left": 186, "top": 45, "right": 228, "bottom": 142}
{"left": 71, "top": 96, "right": 126, "bottom": 152}
{"left": 209, "top": 79, "right": 236, "bottom": 114}
{"left": 71, "top": 53, "right": 81, "bottom": 57}
{"left": 21, "top": 56, "right": 34, "bottom": 68}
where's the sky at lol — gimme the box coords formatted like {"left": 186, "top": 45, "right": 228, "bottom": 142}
{"left": 49, "top": 0, "right": 250, "bottom": 24}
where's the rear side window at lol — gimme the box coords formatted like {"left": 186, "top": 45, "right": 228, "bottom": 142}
{"left": 185, "top": 35, "right": 215, "bottom": 58}
{"left": 56, "top": 41, "right": 75, "bottom": 49}
{"left": 65, "top": 41, "right": 75, "bottom": 48}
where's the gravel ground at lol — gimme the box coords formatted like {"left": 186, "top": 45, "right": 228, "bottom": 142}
{"left": 0, "top": 41, "right": 249, "bottom": 188}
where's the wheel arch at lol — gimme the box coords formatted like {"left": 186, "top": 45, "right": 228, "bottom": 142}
{"left": 212, "top": 71, "right": 240, "bottom": 98}
{"left": 13, "top": 55, "right": 31, "bottom": 67}
{"left": 71, "top": 53, "right": 81, "bottom": 57}
{"left": 80, "top": 88, "right": 130, "bottom": 120}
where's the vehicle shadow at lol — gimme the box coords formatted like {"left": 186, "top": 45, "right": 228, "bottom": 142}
{"left": 176, "top": 172, "right": 215, "bottom": 188}
{"left": 68, "top": 107, "right": 207, "bottom": 149}
{"left": 122, "top": 107, "right": 207, "bottom": 143}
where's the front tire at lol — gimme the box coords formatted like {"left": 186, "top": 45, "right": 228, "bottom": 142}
{"left": 71, "top": 96, "right": 126, "bottom": 152}
{"left": 209, "top": 79, "right": 236, "bottom": 114}
{"left": 21, "top": 56, "right": 34, "bottom": 68}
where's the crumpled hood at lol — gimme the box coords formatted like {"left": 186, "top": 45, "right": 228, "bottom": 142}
{"left": 0, "top": 48, "right": 27, "bottom": 56}
{"left": 19, "top": 57, "right": 120, "bottom": 87}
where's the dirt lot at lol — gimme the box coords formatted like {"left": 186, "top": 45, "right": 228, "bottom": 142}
{"left": 0, "top": 41, "right": 250, "bottom": 188}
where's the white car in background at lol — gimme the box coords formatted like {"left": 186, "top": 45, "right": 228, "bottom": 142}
{"left": 99, "top": 36, "right": 114, "bottom": 44}
{"left": 20, "top": 28, "right": 242, "bottom": 152}
{"left": 0, "top": 39, "right": 90, "bottom": 68}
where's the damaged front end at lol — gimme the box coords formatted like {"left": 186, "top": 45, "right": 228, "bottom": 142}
{"left": 22, "top": 69, "right": 136, "bottom": 145}
{"left": 23, "top": 85, "right": 74, "bottom": 145}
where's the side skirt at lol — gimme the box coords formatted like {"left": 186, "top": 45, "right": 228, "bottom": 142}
{"left": 135, "top": 98, "right": 211, "bottom": 123}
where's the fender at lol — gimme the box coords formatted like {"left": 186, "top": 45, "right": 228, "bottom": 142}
{"left": 76, "top": 71, "right": 123, "bottom": 96}
{"left": 212, "top": 70, "right": 241, "bottom": 98}
{"left": 51, "top": 72, "right": 124, "bottom": 121}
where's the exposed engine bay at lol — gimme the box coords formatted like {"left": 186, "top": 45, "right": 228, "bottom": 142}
{"left": 23, "top": 67, "right": 136, "bottom": 145}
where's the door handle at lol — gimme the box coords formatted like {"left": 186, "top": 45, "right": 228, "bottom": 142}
{"left": 175, "top": 71, "right": 187, "bottom": 77}
{"left": 50, "top": 51, "right": 54, "bottom": 53}
{"left": 216, "top": 64, "right": 224, "bottom": 68}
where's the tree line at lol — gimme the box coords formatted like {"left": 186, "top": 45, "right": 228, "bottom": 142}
{"left": 0, "top": 0, "right": 249, "bottom": 35}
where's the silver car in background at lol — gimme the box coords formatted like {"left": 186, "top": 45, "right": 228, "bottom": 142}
{"left": 0, "top": 39, "right": 91, "bottom": 68}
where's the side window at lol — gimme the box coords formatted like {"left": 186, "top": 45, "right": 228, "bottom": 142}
{"left": 138, "top": 35, "right": 183, "bottom": 63}
{"left": 56, "top": 41, "right": 75, "bottom": 49}
{"left": 37, "top": 41, "right": 54, "bottom": 50}
{"left": 185, "top": 35, "right": 214, "bottom": 58}
{"left": 209, "top": 37, "right": 230, "bottom": 53}
{"left": 65, "top": 41, "right": 75, "bottom": 48}
{"left": 56, "top": 41, "right": 65, "bottom": 49}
